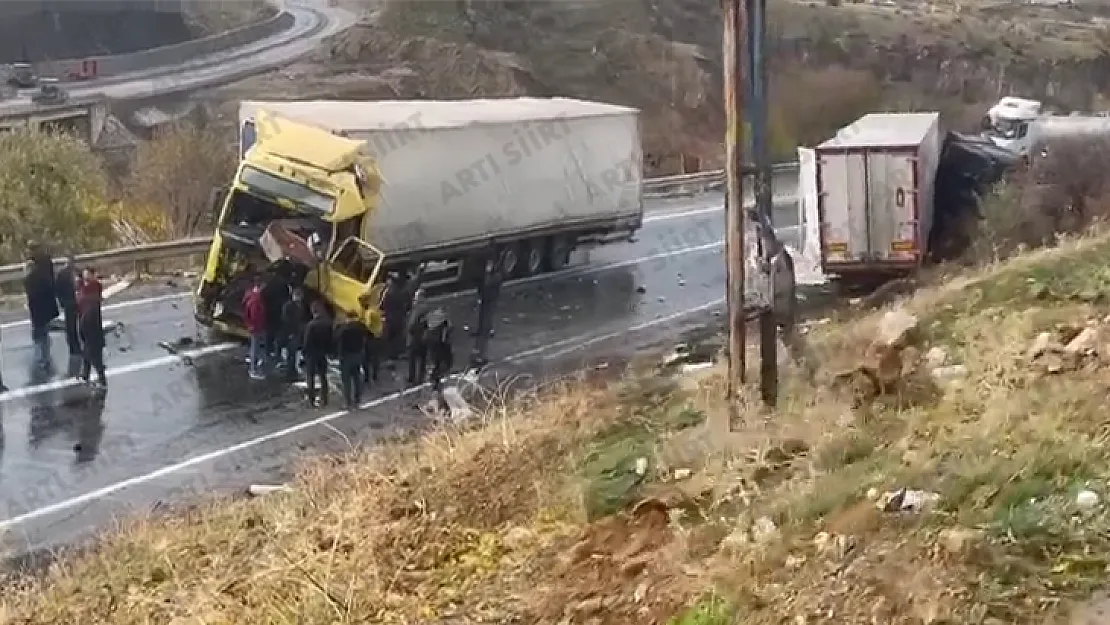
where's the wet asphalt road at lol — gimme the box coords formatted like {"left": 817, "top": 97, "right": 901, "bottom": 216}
{"left": 0, "top": 190, "right": 807, "bottom": 560}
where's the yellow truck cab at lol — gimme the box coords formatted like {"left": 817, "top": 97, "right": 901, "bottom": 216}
{"left": 196, "top": 111, "right": 386, "bottom": 338}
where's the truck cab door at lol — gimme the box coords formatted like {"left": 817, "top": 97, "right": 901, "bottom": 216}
{"left": 320, "top": 236, "right": 386, "bottom": 335}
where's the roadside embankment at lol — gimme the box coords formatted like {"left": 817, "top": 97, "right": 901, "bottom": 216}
{"left": 6, "top": 229, "right": 1110, "bottom": 623}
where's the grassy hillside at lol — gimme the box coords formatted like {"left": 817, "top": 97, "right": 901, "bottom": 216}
{"left": 7, "top": 222, "right": 1110, "bottom": 621}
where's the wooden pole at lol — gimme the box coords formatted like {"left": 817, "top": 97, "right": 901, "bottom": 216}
{"left": 722, "top": 0, "right": 747, "bottom": 404}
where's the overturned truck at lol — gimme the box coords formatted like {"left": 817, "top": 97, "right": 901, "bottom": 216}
{"left": 195, "top": 97, "right": 645, "bottom": 338}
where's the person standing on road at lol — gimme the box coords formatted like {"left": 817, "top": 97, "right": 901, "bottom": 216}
{"left": 335, "top": 310, "right": 367, "bottom": 409}
{"left": 55, "top": 255, "right": 80, "bottom": 357}
{"left": 280, "top": 288, "right": 306, "bottom": 381}
{"left": 406, "top": 288, "right": 430, "bottom": 386}
{"left": 262, "top": 272, "right": 289, "bottom": 360}
{"left": 360, "top": 299, "right": 381, "bottom": 385}
{"left": 24, "top": 243, "right": 59, "bottom": 370}
{"left": 471, "top": 254, "right": 504, "bottom": 367}
{"left": 242, "top": 278, "right": 267, "bottom": 380}
{"left": 77, "top": 267, "right": 107, "bottom": 389}
{"left": 425, "top": 307, "right": 453, "bottom": 393}
{"left": 302, "top": 302, "right": 333, "bottom": 407}
{"left": 381, "top": 273, "right": 407, "bottom": 361}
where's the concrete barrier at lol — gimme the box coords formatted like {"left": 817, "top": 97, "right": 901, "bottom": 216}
{"left": 31, "top": 9, "right": 294, "bottom": 82}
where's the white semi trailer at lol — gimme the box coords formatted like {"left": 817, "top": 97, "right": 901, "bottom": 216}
{"left": 809, "top": 112, "right": 942, "bottom": 282}
{"left": 237, "top": 98, "right": 644, "bottom": 284}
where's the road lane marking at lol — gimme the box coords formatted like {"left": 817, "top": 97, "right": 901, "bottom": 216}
{"left": 0, "top": 295, "right": 726, "bottom": 531}
{"left": 0, "top": 343, "right": 237, "bottom": 402}
{"left": 0, "top": 204, "right": 730, "bottom": 331}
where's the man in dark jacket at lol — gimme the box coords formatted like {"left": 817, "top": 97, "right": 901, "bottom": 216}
{"left": 280, "top": 288, "right": 306, "bottom": 381}
{"left": 406, "top": 288, "right": 429, "bottom": 386}
{"left": 335, "top": 311, "right": 366, "bottom": 409}
{"left": 261, "top": 273, "right": 289, "bottom": 359}
{"left": 24, "top": 245, "right": 59, "bottom": 369}
{"left": 77, "top": 267, "right": 107, "bottom": 388}
{"left": 302, "top": 301, "right": 333, "bottom": 407}
{"left": 55, "top": 255, "right": 80, "bottom": 357}
{"left": 381, "top": 273, "right": 407, "bottom": 361}
{"left": 471, "top": 255, "right": 504, "bottom": 366}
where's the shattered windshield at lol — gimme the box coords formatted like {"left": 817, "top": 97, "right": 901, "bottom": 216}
{"left": 240, "top": 166, "right": 336, "bottom": 215}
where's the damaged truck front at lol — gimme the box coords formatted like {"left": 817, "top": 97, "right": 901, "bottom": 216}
{"left": 196, "top": 110, "right": 386, "bottom": 338}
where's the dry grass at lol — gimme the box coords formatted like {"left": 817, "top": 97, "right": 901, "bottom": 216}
{"left": 9, "top": 230, "right": 1110, "bottom": 622}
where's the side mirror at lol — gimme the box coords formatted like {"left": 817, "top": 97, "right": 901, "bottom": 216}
{"left": 207, "top": 186, "right": 228, "bottom": 226}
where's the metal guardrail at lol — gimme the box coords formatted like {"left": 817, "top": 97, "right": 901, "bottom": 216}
{"left": 0, "top": 162, "right": 802, "bottom": 288}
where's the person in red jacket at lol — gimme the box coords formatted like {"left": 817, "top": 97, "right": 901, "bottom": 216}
{"left": 242, "top": 277, "right": 267, "bottom": 380}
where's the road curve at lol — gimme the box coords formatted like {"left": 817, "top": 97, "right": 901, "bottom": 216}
{"left": 0, "top": 0, "right": 356, "bottom": 114}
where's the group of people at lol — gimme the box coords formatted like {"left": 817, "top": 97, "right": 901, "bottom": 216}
{"left": 23, "top": 245, "right": 107, "bottom": 388}
{"left": 238, "top": 268, "right": 455, "bottom": 410}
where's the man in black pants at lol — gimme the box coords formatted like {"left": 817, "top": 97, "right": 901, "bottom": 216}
{"left": 55, "top": 255, "right": 81, "bottom": 357}
{"left": 471, "top": 255, "right": 504, "bottom": 367}
{"left": 335, "top": 311, "right": 366, "bottom": 409}
{"left": 78, "top": 268, "right": 107, "bottom": 389}
{"left": 261, "top": 272, "right": 289, "bottom": 360}
{"left": 280, "top": 288, "right": 306, "bottom": 381}
{"left": 406, "top": 289, "right": 429, "bottom": 386}
{"left": 425, "top": 308, "right": 453, "bottom": 392}
{"left": 302, "top": 302, "right": 333, "bottom": 407}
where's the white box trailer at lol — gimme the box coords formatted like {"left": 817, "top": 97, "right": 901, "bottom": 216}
{"left": 238, "top": 98, "right": 643, "bottom": 277}
{"left": 816, "top": 112, "right": 941, "bottom": 278}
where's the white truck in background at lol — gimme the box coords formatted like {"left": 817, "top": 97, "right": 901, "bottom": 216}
{"left": 804, "top": 112, "right": 942, "bottom": 284}
{"left": 237, "top": 98, "right": 644, "bottom": 288}
{"left": 983, "top": 96, "right": 1110, "bottom": 162}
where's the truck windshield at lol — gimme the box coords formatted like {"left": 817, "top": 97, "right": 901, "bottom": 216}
{"left": 990, "top": 118, "right": 1028, "bottom": 140}
{"left": 240, "top": 166, "right": 336, "bottom": 215}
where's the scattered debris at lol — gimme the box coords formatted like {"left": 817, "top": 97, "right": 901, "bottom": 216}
{"left": 633, "top": 457, "right": 649, "bottom": 476}
{"left": 877, "top": 488, "right": 940, "bottom": 513}
{"left": 751, "top": 516, "right": 779, "bottom": 543}
{"left": 1077, "top": 489, "right": 1100, "bottom": 509}
{"left": 247, "top": 484, "right": 293, "bottom": 497}
{"left": 672, "top": 468, "right": 692, "bottom": 481}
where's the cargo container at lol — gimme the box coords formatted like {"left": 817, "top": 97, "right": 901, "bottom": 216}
{"left": 816, "top": 112, "right": 941, "bottom": 279}
{"left": 237, "top": 98, "right": 643, "bottom": 281}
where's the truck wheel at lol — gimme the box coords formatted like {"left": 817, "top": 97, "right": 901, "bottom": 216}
{"left": 522, "top": 241, "right": 544, "bottom": 277}
{"left": 500, "top": 247, "right": 519, "bottom": 276}
{"left": 545, "top": 236, "right": 571, "bottom": 272}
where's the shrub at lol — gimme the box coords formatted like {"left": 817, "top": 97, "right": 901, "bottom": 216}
{"left": 0, "top": 128, "right": 115, "bottom": 264}
{"left": 125, "top": 123, "right": 236, "bottom": 239}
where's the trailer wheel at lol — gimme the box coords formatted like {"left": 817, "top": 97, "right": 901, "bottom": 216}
{"left": 544, "top": 236, "right": 571, "bottom": 272}
{"left": 522, "top": 241, "right": 544, "bottom": 277}
{"left": 500, "top": 246, "right": 519, "bottom": 276}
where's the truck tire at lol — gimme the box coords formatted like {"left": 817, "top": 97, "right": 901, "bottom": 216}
{"left": 544, "top": 236, "right": 571, "bottom": 272}
{"left": 500, "top": 246, "right": 520, "bottom": 277}
{"left": 522, "top": 240, "right": 544, "bottom": 277}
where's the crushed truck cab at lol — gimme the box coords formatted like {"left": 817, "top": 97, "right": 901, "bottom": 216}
{"left": 195, "top": 110, "right": 386, "bottom": 338}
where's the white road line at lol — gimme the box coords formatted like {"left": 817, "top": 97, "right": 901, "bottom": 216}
{"left": 0, "top": 343, "right": 237, "bottom": 402}
{"left": 0, "top": 295, "right": 726, "bottom": 531}
{"left": 0, "top": 292, "right": 190, "bottom": 330}
{"left": 0, "top": 205, "right": 723, "bottom": 331}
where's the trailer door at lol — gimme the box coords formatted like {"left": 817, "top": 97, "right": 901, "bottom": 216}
{"left": 865, "top": 150, "right": 917, "bottom": 263}
{"left": 820, "top": 152, "right": 869, "bottom": 264}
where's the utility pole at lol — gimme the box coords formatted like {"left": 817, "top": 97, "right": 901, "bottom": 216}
{"left": 721, "top": 0, "right": 747, "bottom": 403}
{"left": 747, "top": 0, "right": 778, "bottom": 406}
